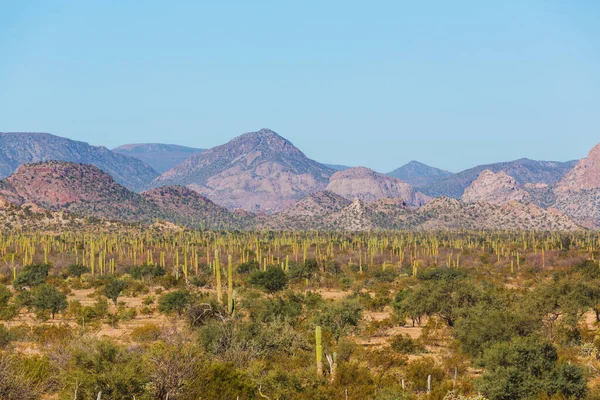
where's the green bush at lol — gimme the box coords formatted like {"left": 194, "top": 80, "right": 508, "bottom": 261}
{"left": 67, "top": 264, "right": 89, "bottom": 278}
{"left": 158, "top": 290, "right": 191, "bottom": 316}
{"left": 249, "top": 266, "right": 288, "bottom": 293}
{"left": 13, "top": 263, "right": 51, "bottom": 289}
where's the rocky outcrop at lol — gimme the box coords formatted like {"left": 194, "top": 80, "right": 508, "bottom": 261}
{"left": 326, "top": 167, "right": 429, "bottom": 206}
{"left": 461, "top": 170, "right": 531, "bottom": 204}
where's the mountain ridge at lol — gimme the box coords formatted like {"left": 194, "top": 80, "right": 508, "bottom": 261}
{"left": 0, "top": 132, "right": 159, "bottom": 191}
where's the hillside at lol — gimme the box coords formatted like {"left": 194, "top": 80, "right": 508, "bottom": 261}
{"left": 403, "top": 197, "right": 579, "bottom": 231}
{"left": 153, "top": 128, "right": 334, "bottom": 212}
{"left": 4, "top": 161, "right": 158, "bottom": 222}
{"left": 326, "top": 166, "right": 429, "bottom": 206}
{"left": 113, "top": 143, "right": 204, "bottom": 173}
{"left": 265, "top": 191, "right": 351, "bottom": 230}
{"left": 387, "top": 160, "right": 453, "bottom": 187}
{"left": 1, "top": 161, "right": 250, "bottom": 229}
{"left": 142, "top": 186, "right": 252, "bottom": 229}
{"left": 0, "top": 132, "right": 158, "bottom": 191}
{"left": 420, "top": 158, "right": 577, "bottom": 198}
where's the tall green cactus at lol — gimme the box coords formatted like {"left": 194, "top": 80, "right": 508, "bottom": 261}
{"left": 215, "top": 249, "right": 222, "bottom": 304}
{"left": 227, "top": 254, "right": 234, "bottom": 314}
{"left": 316, "top": 326, "right": 323, "bottom": 376}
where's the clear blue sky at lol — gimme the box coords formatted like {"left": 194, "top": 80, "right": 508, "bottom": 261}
{"left": 1, "top": 1, "right": 598, "bottom": 172}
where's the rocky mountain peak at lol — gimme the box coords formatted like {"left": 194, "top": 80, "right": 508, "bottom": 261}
{"left": 153, "top": 129, "right": 334, "bottom": 212}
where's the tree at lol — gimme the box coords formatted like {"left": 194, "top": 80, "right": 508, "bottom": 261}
{"left": 31, "top": 284, "right": 67, "bottom": 319}
{"left": 13, "top": 263, "right": 51, "bottom": 289}
{"left": 104, "top": 279, "right": 128, "bottom": 305}
{"left": 158, "top": 290, "right": 191, "bottom": 317}
{"left": 248, "top": 266, "right": 288, "bottom": 293}
{"left": 317, "top": 299, "right": 362, "bottom": 342}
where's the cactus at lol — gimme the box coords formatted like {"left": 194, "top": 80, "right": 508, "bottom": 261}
{"left": 215, "top": 249, "right": 222, "bottom": 304}
{"left": 315, "top": 326, "right": 323, "bottom": 376}
{"left": 227, "top": 254, "right": 234, "bottom": 314}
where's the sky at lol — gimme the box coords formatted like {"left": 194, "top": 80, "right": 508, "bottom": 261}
{"left": 1, "top": 1, "right": 599, "bottom": 173}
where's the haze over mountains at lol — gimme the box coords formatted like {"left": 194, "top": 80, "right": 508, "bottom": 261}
{"left": 387, "top": 160, "right": 453, "bottom": 187}
{"left": 0, "top": 128, "right": 597, "bottom": 231}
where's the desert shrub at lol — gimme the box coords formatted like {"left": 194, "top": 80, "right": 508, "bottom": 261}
{"left": 371, "top": 268, "right": 398, "bottom": 283}
{"left": 0, "top": 324, "right": 11, "bottom": 348}
{"left": 249, "top": 266, "right": 288, "bottom": 293}
{"left": 478, "top": 336, "right": 587, "bottom": 400}
{"left": 243, "top": 291, "right": 303, "bottom": 323}
{"left": 390, "top": 334, "right": 423, "bottom": 354}
{"left": 404, "top": 357, "right": 446, "bottom": 392}
{"left": 237, "top": 260, "right": 259, "bottom": 274}
{"left": 158, "top": 290, "right": 191, "bottom": 316}
{"left": 104, "top": 278, "right": 128, "bottom": 304}
{"left": 288, "top": 259, "right": 319, "bottom": 281}
{"left": 67, "top": 264, "right": 89, "bottom": 278}
{"left": 30, "top": 284, "right": 67, "bottom": 319}
{"left": 187, "top": 294, "right": 227, "bottom": 327}
{"left": 131, "top": 323, "right": 162, "bottom": 342}
{"left": 0, "top": 285, "right": 11, "bottom": 306}
{"left": 35, "top": 325, "right": 74, "bottom": 346}
{"left": 58, "top": 338, "right": 147, "bottom": 399}
{"left": 0, "top": 353, "right": 42, "bottom": 400}
{"left": 317, "top": 299, "right": 363, "bottom": 341}
{"left": 126, "top": 263, "right": 166, "bottom": 280}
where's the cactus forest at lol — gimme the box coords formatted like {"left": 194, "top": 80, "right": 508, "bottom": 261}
{"left": 0, "top": 228, "right": 598, "bottom": 399}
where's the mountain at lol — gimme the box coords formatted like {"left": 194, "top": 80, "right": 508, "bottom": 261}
{"left": 152, "top": 128, "right": 334, "bottom": 212}
{"left": 551, "top": 143, "right": 600, "bottom": 228}
{"left": 419, "top": 158, "right": 577, "bottom": 199}
{"left": 1, "top": 161, "right": 249, "bottom": 229}
{"left": 0, "top": 132, "right": 159, "bottom": 191}
{"left": 325, "top": 167, "right": 430, "bottom": 206}
{"left": 461, "top": 170, "right": 531, "bottom": 204}
{"left": 387, "top": 161, "right": 453, "bottom": 187}
{"left": 113, "top": 143, "right": 204, "bottom": 173}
